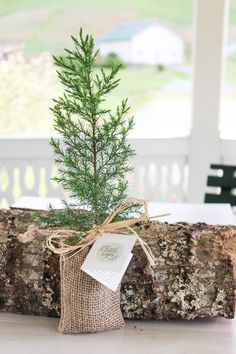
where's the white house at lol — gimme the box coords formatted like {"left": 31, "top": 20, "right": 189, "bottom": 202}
{"left": 98, "top": 19, "right": 184, "bottom": 65}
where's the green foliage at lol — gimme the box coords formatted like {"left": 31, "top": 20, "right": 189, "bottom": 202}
{"left": 43, "top": 29, "right": 135, "bottom": 230}
{"left": 96, "top": 53, "right": 126, "bottom": 69}
{"left": 33, "top": 201, "right": 94, "bottom": 230}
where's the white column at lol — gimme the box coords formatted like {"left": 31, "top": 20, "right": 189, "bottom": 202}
{"left": 188, "top": 0, "right": 229, "bottom": 202}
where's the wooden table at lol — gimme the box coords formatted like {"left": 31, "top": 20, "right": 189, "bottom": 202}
{"left": 11, "top": 196, "right": 236, "bottom": 225}
{"left": 3, "top": 197, "right": 236, "bottom": 353}
{"left": 148, "top": 202, "right": 236, "bottom": 225}
{"left": 0, "top": 313, "right": 235, "bottom": 354}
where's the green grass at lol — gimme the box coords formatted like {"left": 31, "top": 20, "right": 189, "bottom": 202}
{"left": 1, "top": 0, "right": 236, "bottom": 28}
{"left": 0, "top": 0, "right": 235, "bottom": 138}
{"left": 0, "top": 58, "right": 189, "bottom": 136}
{"left": 229, "top": 0, "right": 236, "bottom": 24}
{"left": 0, "top": 0, "right": 194, "bottom": 56}
{"left": 102, "top": 66, "right": 188, "bottom": 111}
{"left": 1, "top": 0, "right": 236, "bottom": 56}
{"left": 0, "top": 0, "right": 193, "bottom": 24}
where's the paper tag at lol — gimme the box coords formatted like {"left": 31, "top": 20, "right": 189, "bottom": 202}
{"left": 81, "top": 233, "right": 137, "bottom": 291}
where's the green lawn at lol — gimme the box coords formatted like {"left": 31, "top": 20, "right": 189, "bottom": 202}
{"left": 102, "top": 66, "right": 188, "bottom": 111}
{"left": 0, "top": 0, "right": 194, "bottom": 56}
{"left": 1, "top": 0, "right": 236, "bottom": 56}
{"left": 0, "top": 0, "right": 235, "bottom": 137}
{"left": 0, "top": 58, "right": 188, "bottom": 136}
{"left": 0, "top": 0, "right": 193, "bottom": 24}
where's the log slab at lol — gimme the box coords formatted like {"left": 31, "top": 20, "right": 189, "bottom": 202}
{"left": 0, "top": 209, "right": 235, "bottom": 320}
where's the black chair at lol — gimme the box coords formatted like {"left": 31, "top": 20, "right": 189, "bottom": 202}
{"left": 204, "top": 164, "right": 236, "bottom": 207}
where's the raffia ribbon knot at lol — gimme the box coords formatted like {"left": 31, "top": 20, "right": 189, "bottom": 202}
{"left": 46, "top": 198, "right": 169, "bottom": 272}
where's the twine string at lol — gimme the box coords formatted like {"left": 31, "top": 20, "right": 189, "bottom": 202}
{"left": 46, "top": 198, "right": 170, "bottom": 269}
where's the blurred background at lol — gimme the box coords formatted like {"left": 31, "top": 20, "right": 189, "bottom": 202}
{"left": 0, "top": 0, "right": 235, "bottom": 208}
{"left": 0, "top": 0, "right": 195, "bottom": 138}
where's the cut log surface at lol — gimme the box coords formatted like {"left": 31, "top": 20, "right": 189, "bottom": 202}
{"left": 0, "top": 209, "right": 235, "bottom": 320}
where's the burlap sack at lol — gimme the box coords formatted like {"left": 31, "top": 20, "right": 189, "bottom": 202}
{"left": 59, "top": 247, "right": 125, "bottom": 333}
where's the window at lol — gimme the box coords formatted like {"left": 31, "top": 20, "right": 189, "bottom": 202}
{"left": 0, "top": 0, "right": 194, "bottom": 139}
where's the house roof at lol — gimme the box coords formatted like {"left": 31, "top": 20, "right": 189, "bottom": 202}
{"left": 98, "top": 19, "right": 158, "bottom": 42}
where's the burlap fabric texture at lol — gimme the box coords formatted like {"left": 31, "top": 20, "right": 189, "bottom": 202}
{"left": 59, "top": 246, "right": 125, "bottom": 333}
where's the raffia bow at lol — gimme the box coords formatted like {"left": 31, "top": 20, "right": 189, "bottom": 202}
{"left": 46, "top": 198, "right": 169, "bottom": 271}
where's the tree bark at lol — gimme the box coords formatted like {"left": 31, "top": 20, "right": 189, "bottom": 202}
{"left": 0, "top": 209, "right": 235, "bottom": 320}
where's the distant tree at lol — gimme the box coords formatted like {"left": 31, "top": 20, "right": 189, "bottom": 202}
{"left": 96, "top": 52, "right": 125, "bottom": 69}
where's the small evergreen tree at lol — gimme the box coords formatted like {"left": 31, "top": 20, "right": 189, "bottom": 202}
{"left": 37, "top": 29, "right": 135, "bottom": 231}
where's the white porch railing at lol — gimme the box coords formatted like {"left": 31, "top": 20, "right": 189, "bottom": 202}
{"left": 0, "top": 137, "right": 189, "bottom": 207}
{"left": 0, "top": 137, "right": 236, "bottom": 208}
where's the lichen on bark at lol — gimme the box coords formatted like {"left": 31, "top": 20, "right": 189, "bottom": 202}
{"left": 0, "top": 209, "right": 235, "bottom": 320}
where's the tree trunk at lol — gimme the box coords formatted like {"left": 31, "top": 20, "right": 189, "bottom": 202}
{"left": 0, "top": 209, "right": 235, "bottom": 320}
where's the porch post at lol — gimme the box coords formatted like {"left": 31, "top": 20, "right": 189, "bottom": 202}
{"left": 188, "top": 0, "right": 229, "bottom": 202}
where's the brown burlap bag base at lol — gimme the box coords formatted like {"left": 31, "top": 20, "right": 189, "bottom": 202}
{"left": 59, "top": 247, "right": 125, "bottom": 333}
